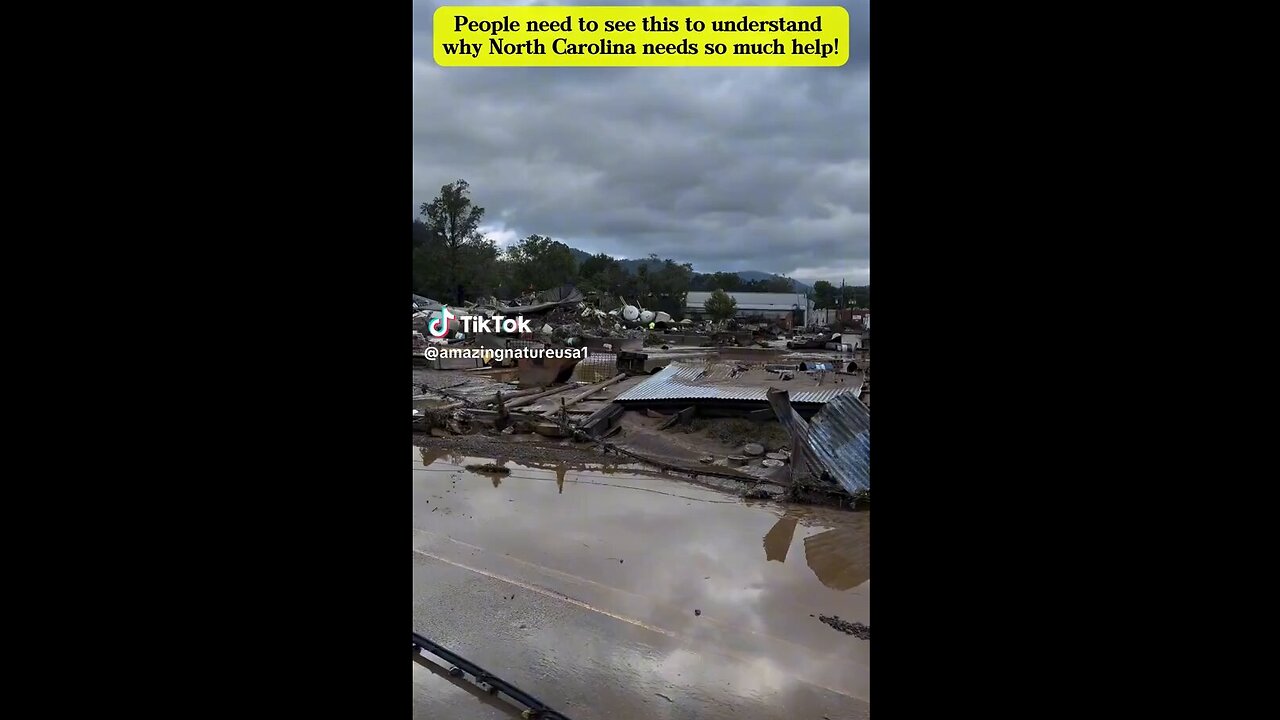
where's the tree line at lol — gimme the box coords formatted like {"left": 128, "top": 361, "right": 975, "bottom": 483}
{"left": 412, "top": 179, "right": 869, "bottom": 315}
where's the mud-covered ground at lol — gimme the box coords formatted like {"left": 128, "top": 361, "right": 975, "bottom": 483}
{"left": 412, "top": 429, "right": 860, "bottom": 508}
{"left": 412, "top": 431, "right": 796, "bottom": 500}
{"left": 412, "top": 430, "right": 610, "bottom": 466}
{"left": 413, "top": 364, "right": 864, "bottom": 508}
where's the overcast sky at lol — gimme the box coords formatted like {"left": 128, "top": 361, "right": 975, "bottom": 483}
{"left": 413, "top": 1, "right": 869, "bottom": 286}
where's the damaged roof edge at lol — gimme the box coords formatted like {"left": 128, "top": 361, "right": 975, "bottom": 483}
{"left": 768, "top": 388, "right": 870, "bottom": 495}
{"left": 615, "top": 363, "right": 858, "bottom": 405}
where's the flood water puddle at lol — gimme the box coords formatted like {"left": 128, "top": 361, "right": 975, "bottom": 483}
{"left": 413, "top": 445, "right": 870, "bottom": 719}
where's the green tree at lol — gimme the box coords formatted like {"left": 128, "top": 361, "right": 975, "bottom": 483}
{"left": 411, "top": 219, "right": 441, "bottom": 297}
{"left": 634, "top": 264, "right": 650, "bottom": 303}
{"left": 461, "top": 235, "right": 503, "bottom": 297}
{"left": 704, "top": 288, "right": 738, "bottom": 321}
{"left": 507, "top": 234, "right": 579, "bottom": 290}
{"left": 420, "top": 179, "right": 487, "bottom": 304}
{"left": 711, "top": 271, "right": 743, "bottom": 292}
{"left": 839, "top": 285, "right": 870, "bottom": 309}
{"left": 579, "top": 252, "right": 617, "bottom": 281}
{"left": 650, "top": 259, "right": 693, "bottom": 315}
{"left": 812, "top": 280, "right": 837, "bottom": 309}
{"left": 579, "top": 253, "right": 630, "bottom": 295}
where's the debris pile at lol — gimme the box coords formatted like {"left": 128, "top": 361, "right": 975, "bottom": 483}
{"left": 817, "top": 614, "right": 871, "bottom": 640}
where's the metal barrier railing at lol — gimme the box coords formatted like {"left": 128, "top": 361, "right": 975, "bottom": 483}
{"left": 412, "top": 631, "right": 573, "bottom": 720}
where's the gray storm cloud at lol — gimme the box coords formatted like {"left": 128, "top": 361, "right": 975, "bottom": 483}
{"left": 413, "top": 0, "right": 870, "bottom": 284}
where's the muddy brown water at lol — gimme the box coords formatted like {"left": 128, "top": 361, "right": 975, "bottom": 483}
{"left": 413, "top": 446, "right": 870, "bottom": 719}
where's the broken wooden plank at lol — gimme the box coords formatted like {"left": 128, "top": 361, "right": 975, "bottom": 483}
{"left": 532, "top": 423, "right": 569, "bottom": 438}
{"left": 658, "top": 405, "right": 696, "bottom": 431}
{"left": 502, "top": 383, "right": 580, "bottom": 410}
{"left": 579, "top": 401, "right": 621, "bottom": 427}
{"left": 540, "top": 373, "right": 627, "bottom": 419}
{"left": 577, "top": 402, "right": 624, "bottom": 438}
{"left": 484, "top": 386, "right": 544, "bottom": 405}
{"left": 571, "top": 402, "right": 609, "bottom": 413}
{"left": 429, "top": 386, "right": 476, "bottom": 403}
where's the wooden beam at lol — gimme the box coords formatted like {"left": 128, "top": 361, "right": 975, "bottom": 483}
{"left": 577, "top": 402, "right": 624, "bottom": 437}
{"left": 503, "top": 383, "right": 579, "bottom": 410}
{"left": 540, "top": 373, "right": 627, "bottom": 419}
{"left": 485, "top": 385, "right": 544, "bottom": 404}
{"left": 658, "top": 405, "right": 696, "bottom": 430}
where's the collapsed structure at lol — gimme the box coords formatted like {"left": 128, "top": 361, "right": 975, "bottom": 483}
{"left": 412, "top": 285, "right": 870, "bottom": 507}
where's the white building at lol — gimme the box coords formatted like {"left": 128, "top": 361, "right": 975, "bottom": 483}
{"left": 684, "top": 291, "right": 813, "bottom": 327}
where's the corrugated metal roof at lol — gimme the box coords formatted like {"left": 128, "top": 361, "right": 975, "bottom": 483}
{"left": 805, "top": 393, "right": 871, "bottom": 494}
{"left": 685, "top": 291, "right": 811, "bottom": 309}
{"left": 614, "top": 363, "right": 858, "bottom": 405}
{"left": 713, "top": 303, "right": 805, "bottom": 312}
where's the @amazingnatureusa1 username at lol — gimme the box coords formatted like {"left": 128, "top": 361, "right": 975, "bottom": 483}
{"left": 423, "top": 346, "right": 589, "bottom": 362}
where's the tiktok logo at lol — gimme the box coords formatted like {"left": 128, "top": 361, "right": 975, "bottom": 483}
{"left": 428, "top": 306, "right": 457, "bottom": 337}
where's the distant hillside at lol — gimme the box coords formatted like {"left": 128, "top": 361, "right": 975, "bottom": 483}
{"left": 565, "top": 248, "right": 810, "bottom": 293}
{"left": 736, "top": 271, "right": 812, "bottom": 294}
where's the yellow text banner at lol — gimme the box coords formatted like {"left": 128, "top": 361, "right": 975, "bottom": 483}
{"left": 433, "top": 5, "right": 851, "bottom": 67}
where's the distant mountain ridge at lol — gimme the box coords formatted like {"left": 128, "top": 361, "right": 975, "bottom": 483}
{"left": 565, "top": 248, "right": 812, "bottom": 293}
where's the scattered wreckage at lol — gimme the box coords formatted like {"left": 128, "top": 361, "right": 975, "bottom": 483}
{"left": 411, "top": 286, "right": 869, "bottom": 506}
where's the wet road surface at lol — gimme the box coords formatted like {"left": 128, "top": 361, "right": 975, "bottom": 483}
{"left": 413, "top": 447, "right": 870, "bottom": 720}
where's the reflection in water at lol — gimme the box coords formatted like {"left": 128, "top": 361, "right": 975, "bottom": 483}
{"left": 415, "top": 446, "right": 643, "bottom": 490}
{"left": 761, "top": 513, "right": 870, "bottom": 591}
{"left": 762, "top": 516, "right": 798, "bottom": 563}
{"left": 412, "top": 451, "right": 871, "bottom": 716}
{"left": 803, "top": 526, "right": 870, "bottom": 591}
{"left": 419, "top": 448, "right": 447, "bottom": 467}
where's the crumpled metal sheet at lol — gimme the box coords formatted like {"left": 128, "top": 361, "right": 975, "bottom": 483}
{"left": 806, "top": 393, "right": 870, "bottom": 494}
{"left": 494, "top": 286, "right": 584, "bottom": 315}
{"left": 767, "top": 388, "right": 869, "bottom": 495}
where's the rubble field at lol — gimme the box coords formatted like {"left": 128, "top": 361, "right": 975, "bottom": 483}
{"left": 412, "top": 287, "right": 870, "bottom": 508}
